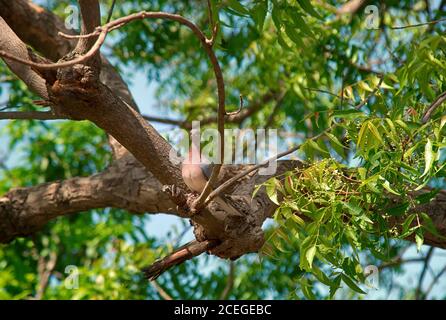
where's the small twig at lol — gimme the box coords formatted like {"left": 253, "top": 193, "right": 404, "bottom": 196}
{"left": 106, "top": 0, "right": 117, "bottom": 24}
{"left": 302, "top": 86, "right": 355, "bottom": 106}
{"left": 423, "top": 263, "right": 446, "bottom": 299}
{"left": 0, "top": 104, "right": 12, "bottom": 112}
{"left": 354, "top": 75, "right": 384, "bottom": 110}
{"left": 226, "top": 94, "right": 244, "bottom": 116}
{"left": 265, "top": 93, "right": 286, "bottom": 128}
{"left": 388, "top": 17, "right": 446, "bottom": 30}
{"left": 142, "top": 239, "right": 220, "bottom": 281}
{"left": 0, "top": 11, "right": 217, "bottom": 72}
{"left": 378, "top": 257, "right": 425, "bottom": 271}
{"left": 365, "top": 17, "right": 446, "bottom": 32}
{"left": 143, "top": 90, "right": 281, "bottom": 129}
{"left": 174, "top": 225, "right": 192, "bottom": 247}
{"left": 35, "top": 251, "right": 58, "bottom": 300}
{"left": 421, "top": 91, "right": 446, "bottom": 123}
{"left": 0, "top": 29, "right": 107, "bottom": 70}
{"left": 142, "top": 114, "right": 189, "bottom": 128}
{"left": 368, "top": 17, "right": 446, "bottom": 31}
{"left": 151, "top": 280, "right": 173, "bottom": 300}
{"left": 219, "top": 261, "right": 235, "bottom": 300}
{"left": 206, "top": 0, "right": 219, "bottom": 46}
{"left": 415, "top": 247, "right": 434, "bottom": 300}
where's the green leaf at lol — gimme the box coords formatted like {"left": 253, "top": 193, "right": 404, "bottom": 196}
{"left": 342, "top": 202, "right": 362, "bottom": 216}
{"left": 250, "top": 2, "right": 268, "bottom": 31}
{"left": 271, "top": 3, "right": 282, "bottom": 30}
{"left": 401, "top": 213, "right": 416, "bottom": 235}
{"left": 341, "top": 274, "right": 366, "bottom": 295}
{"left": 415, "top": 230, "right": 424, "bottom": 252}
{"left": 287, "top": 11, "right": 314, "bottom": 37}
{"left": 266, "top": 179, "right": 279, "bottom": 205}
{"left": 332, "top": 109, "right": 365, "bottom": 119}
{"left": 367, "top": 121, "right": 383, "bottom": 145}
{"left": 209, "top": 0, "right": 219, "bottom": 27}
{"left": 395, "top": 119, "right": 410, "bottom": 133}
{"left": 300, "top": 279, "right": 317, "bottom": 300}
{"left": 296, "top": 0, "right": 322, "bottom": 19}
{"left": 226, "top": 0, "right": 249, "bottom": 15}
{"left": 421, "top": 138, "right": 434, "bottom": 178}
{"left": 380, "top": 177, "right": 401, "bottom": 195}
{"left": 420, "top": 212, "right": 441, "bottom": 237}
{"left": 329, "top": 275, "right": 342, "bottom": 298}
{"left": 284, "top": 175, "right": 294, "bottom": 194}
{"left": 386, "top": 202, "right": 409, "bottom": 216}
{"left": 307, "top": 139, "right": 330, "bottom": 155}
{"left": 284, "top": 24, "right": 304, "bottom": 46}
{"left": 325, "top": 132, "right": 348, "bottom": 149}
{"left": 357, "top": 121, "right": 369, "bottom": 154}
{"left": 384, "top": 118, "right": 398, "bottom": 143}
{"left": 277, "top": 32, "right": 290, "bottom": 49}
{"left": 358, "top": 81, "right": 373, "bottom": 92}
{"left": 305, "top": 245, "right": 317, "bottom": 269}
{"left": 300, "top": 235, "right": 317, "bottom": 271}
{"left": 416, "top": 189, "right": 440, "bottom": 204}
{"left": 312, "top": 265, "right": 333, "bottom": 287}
{"left": 252, "top": 184, "right": 263, "bottom": 197}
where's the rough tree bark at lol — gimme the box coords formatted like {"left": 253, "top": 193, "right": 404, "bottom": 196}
{"left": 0, "top": 0, "right": 445, "bottom": 270}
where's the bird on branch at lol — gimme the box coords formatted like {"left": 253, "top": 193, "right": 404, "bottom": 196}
{"left": 143, "top": 128, "right": 240, "bottom": 280}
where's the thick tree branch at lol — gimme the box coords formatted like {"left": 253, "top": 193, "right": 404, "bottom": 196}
{"left": 0, "top": 155, "right": 179, "bottom": 243}
{"left": 75, "top": 0, "right": 101, "bottom": 56}
{"left": 0, "top": 17, "right": 48, "bottom": 99}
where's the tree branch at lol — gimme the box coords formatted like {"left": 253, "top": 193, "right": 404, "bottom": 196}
{"left": 422, "top": 90, "right": 446, "bottom": 123}
{"left": 337, "top": 0, "right": 367, "bottom": 16}
{"left": 415, "top": 247, "right": 434, "bottom": 300}
{"left": 0, "top": 155, "right": 180, "bottom": 244}
{"left": 0, "top": 0, "right": 140, "bottom": 159}
{"left": 424, "top": 263, "right": 446, "bottom": 299}
{"left": 35, "top": 250, "right": 57, "bottom": 300}
{"left": 151, "top": 280, "right": 173, "bottom": 300}
{"left": 219, "top": 261, "right": 235, "bottom": 299}
{"left": 142, "top": 90, "right": 280, "bottom": 129}
{"left": 0, "top": 17, "right": 48, "bottom": 99}
{"left": 143, "top": 240, "right": 220, "bottom": 281}
{"left": 0, "top": 111, "right": 63, "bottom": 120}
